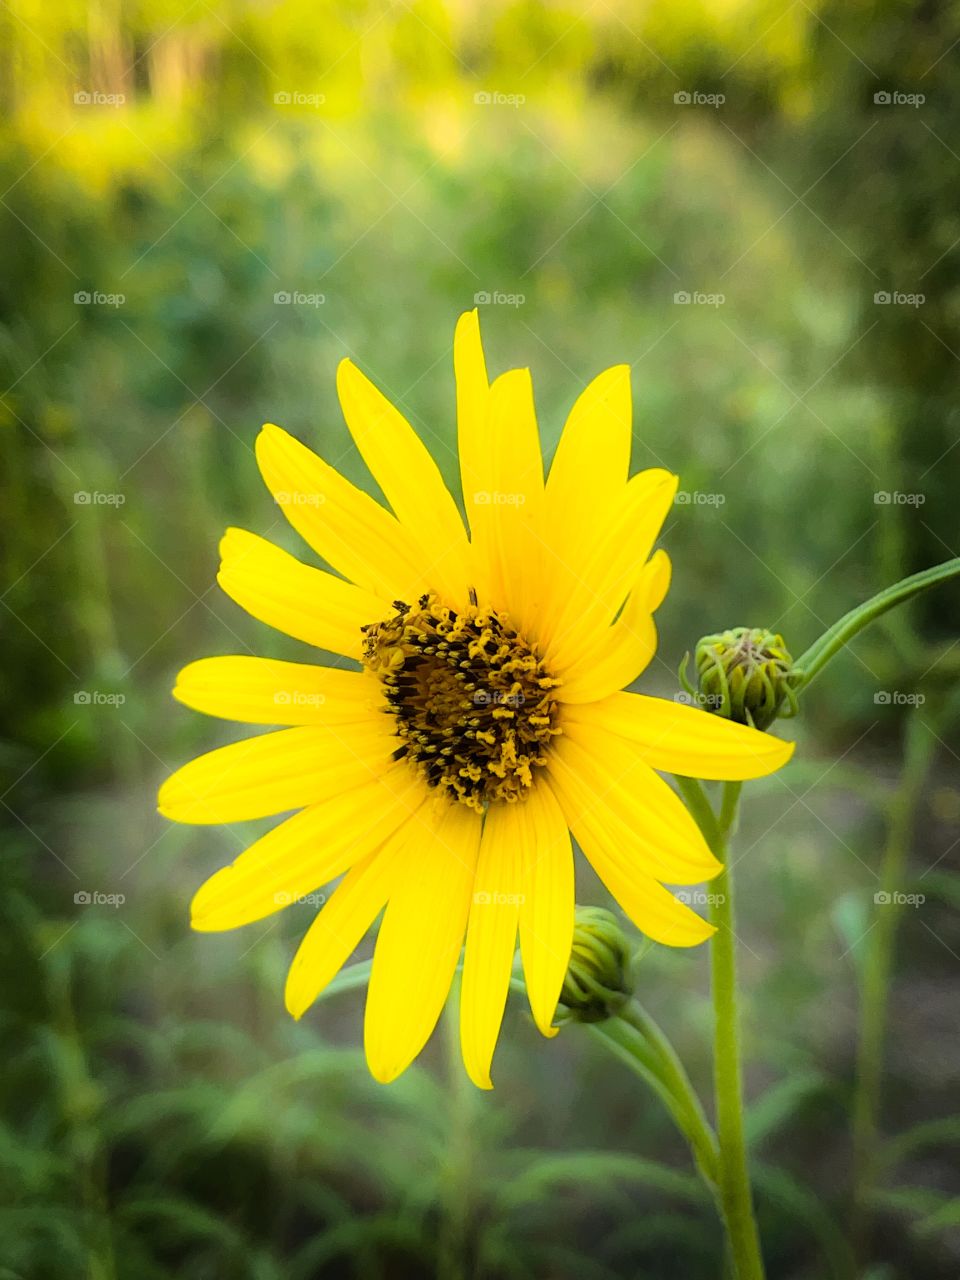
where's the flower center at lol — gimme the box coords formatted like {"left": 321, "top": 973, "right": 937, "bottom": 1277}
{"left": 361, "top": 592, "right": 562, "bottom": 811}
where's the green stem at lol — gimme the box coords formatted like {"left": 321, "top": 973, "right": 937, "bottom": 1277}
{"left": 794, "top": 557, "right": 960, "bottom": 690}
{"left": 850, "top": 707, "right": 938, "bottom": 1262}
{"left": 688, "top": 778, "right": 766, "bottom": 1280}
{"left": 439, "top": 986, "right": 470, "bottom": 1280}
{"left": 618, "top": 1000, "right": 721, "bottom": 1189}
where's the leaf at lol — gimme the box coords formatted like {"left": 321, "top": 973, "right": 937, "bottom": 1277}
{"left": 495, "top": 1151, "right": 706, "bottom": 1212}
{"left": 879, "top": 1114, "right": 960, "bottom": 1172}
{"left": 755, "top": 1163, "right": 853, "bottom": 1280}
{"left": 831, "top": 891, "right": 873, "bottom": 978}
{"left": 745, "top": 1071, "right": 829, "bottom": 1147}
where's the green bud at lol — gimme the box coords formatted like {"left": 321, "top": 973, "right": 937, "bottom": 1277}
{"left": 681, "top": 627, "right": 800, "bottom": 731}
{"left": 558, "top": 907, "right": 633, "bottom": 1024}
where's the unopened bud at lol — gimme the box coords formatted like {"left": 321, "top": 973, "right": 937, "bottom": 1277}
{"left": 682, "top": 626, "right": 799, "bottom": 731}
{"left": 558, "top": 907, "right": 633, "bottom": 1023}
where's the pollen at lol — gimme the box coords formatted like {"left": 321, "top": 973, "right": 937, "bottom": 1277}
{"left": 361, "top": 592, "right": 562, "bottom": 811}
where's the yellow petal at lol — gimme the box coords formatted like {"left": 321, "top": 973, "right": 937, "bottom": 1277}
{"left": 284, "top": 824, "right": 413, "bottom": 1019}
{"left": 454, "top": 308, "right": 490, "bottom": 558}
{"left": 539, "top": 365, "right": 632, "bottom": 640}
{"left": 469, "top": 368, "right": 546, "bottom": 633}
{"left": 518, "top": 781, "right": 575, "bottom": 1038}
{"left": 217, "top": 527, "right": 388, "bottom": 659}
{"left": 557, "top": 552, "right": 671, "bottom": 703}
{"left": 544, "top": 470, "right": 677, "bottom": 671}
{"left": 255, "top": 423, "right": 428, "bottom": 600}
{"left": 190, "top": 765, "right": 428, "bottom": 931}
{"left": 336, "top": 359, "right": 471, "bottom": 607}
{"left": 173, "top": 656, "right": 378, "bottom": 725}
{"left": 364, "top": 802, "right": 481, "bottom": 1083}
{"left": 548, "top": 759, "right": 714, "bottom": 948}
{"left": 565, "top": 692, "right": 795, "bottom": 780}
{"left": 159, "top": 721, "right": 393, "bottom": 825}
{"left": 548, "top": 729, "right": 722, "bottom": 885}
{"left": 460, "top": 803, "right": 523, "bottom": 1089}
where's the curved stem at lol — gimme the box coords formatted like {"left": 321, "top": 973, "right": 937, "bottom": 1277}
{"left": 793, "top": 557, "right": 960, "bottom": 690}
{"left": 618, "top": 1000, "right": 721, "bottom": 1188}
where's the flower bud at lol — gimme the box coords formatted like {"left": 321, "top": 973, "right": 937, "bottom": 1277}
{"left": 558, "top": 907, "right": 634, "bottom": 1023}
{"left": 683, "top": 627, "right": 799, "bottom": 731}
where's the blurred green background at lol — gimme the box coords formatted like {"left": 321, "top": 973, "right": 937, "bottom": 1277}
{"left": 2, "top": 1, "right": 960, "bottom": 1276}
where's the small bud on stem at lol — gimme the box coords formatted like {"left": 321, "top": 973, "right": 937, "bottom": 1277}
{"left": 558, "top": 907, "right": 634, "bottom": 1023}
{"left": 680, "top": 627, "right": 800, "bottom": 731}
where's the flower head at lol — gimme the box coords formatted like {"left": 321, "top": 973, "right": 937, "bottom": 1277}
{"left": 159, "top": 311, "right": 794, "bottom": 1088}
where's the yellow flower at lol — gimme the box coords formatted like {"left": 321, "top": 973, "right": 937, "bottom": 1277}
{"left": 159, "top": 311, "right": 793, "bottom": 1088}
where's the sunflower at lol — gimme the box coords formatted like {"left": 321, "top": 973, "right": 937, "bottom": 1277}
{"left": 159, "top": 311, "right": 793, "bottom": 1088}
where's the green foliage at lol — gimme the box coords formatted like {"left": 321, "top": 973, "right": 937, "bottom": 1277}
{"left": 2, "top": 2, "right": 959, "bottom": 1277}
